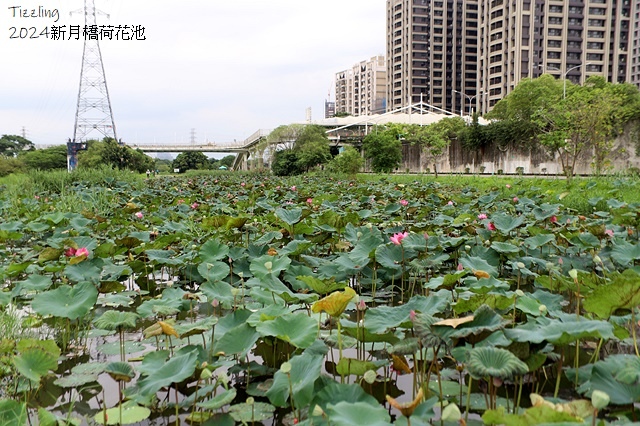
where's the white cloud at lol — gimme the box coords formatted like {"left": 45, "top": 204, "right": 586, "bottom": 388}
{"left": 0, "top": 0, "right": 386, "bottom": 145}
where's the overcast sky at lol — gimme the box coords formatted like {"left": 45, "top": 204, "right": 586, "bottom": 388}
{"left": 1, "top": 0, "right": 386, "bottom": 146}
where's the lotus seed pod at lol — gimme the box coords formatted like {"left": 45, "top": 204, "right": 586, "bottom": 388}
{"left": 545, "top": 262, "right": 554, "bottom": 271}
{"left": 363, "top": 370, "right": 377, "bottom": 384}
{"left": 357, "top": 232, "right": 363, "bottom": 238}
{"left": 191, "top": 245, "right": 197, "bottom": 249}
{"left": 264, "top": 261, "right": 273, "bottom": 271}
{"left": 464, "top": 245, "right": 471, "bottom": 251}
{"left": 591, "top": 390, "right": 610, "bottom": 410}
{"left": 515, "top": 289, "right": 525, "bottom": 297}
{"left": 516, "top": 262, "right": 525, "bottom": 269}
{"left": 312, "top": 405, "right": 325, "bottom": 416}
{"left": 568, "top": 269, "right": 578, "bottom": 280}
{"left": 217, "top": 371, "right": 229, "bottom": 384}
{"left": 246, "top": 397, "right": 255, "bottom": 405}
{"left": 200, "top": 368, "right": 213, "bottom": 380}
{"left": 538, "top": 304, "right": 547, "bottom": 314}
{"left": 280, "top": 361, "right": 292, "bottom": 374}
{"left": 593, "top": 255, "right": 602, "bottom": 264}
{"left": 441, "top": 403, "right": 461, "bottom": 422}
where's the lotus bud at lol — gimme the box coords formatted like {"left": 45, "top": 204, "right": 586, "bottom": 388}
{"left": 568, "top": 269, "right": 578, "bottom": 280}
{"left": 538, "top": 304, "right": 547, "bottom": 315}
{"left": 264, "top": 261, "right": 273, "bottom": 272}
{"left": 484, "top": 240, "right": 491, "bottom": 246}
{"left": 545, "top": 262, "right": 554, "bottom": 271}
{"left": 593, "top": 255, "right": 602, "bottom": 264}
{"left": 312, "top": 405, "right": 325, "bottom": 416}
{"left": 363, "top": 370, "right": 377, "bottom": 384}
{"left": 217, "top": 371, "right": 229, "bottom": 384}
{"left": 200, "top": 368, "right": 213, "bottom": 380}
{"left": 280, "top": 361, "right": 292, "bottom": 374}
{"left": 516, "top": 262, "right": 525, "bottom": 269}
{"left": 246, "top": 397, "right": 255, "bottom": 405}
{"left": 591, "top": 390, "right": 610, "bottom": 410}
{"left": 357, "top": 232, "right": 363, "bottom": 238}
{"left": 465, "top": 245, "right": 471, "bottom": 252}
{"left": 441, "top": 403, "right": 461, "bottom": 422}
{"left": 515, "top": 289, "right": 525, "bottom": 297}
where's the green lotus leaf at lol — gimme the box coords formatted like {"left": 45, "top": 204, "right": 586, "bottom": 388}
{"left": 228, "top": 401, "right": 275, "bottom": 424}
{"left": 197, "top": 388, "right": 237, "bottom": 410}
{"left": 31, "top": 282, "right": 98, "bottom": 319}
{"left": 98, "top": 341, "right": 145, "bottom": 356}
{"left": 14, "top": 348, "right": 59, "bottom": 382}
{"left": 505, "top": 314, "right": 615, "bottom": 345}
{"left": 200, "top": 280, "right": 236, "bottom": 308}
{"left": 375, "top": 244, "right": 404, "bottom": 271}
{"left": 325, "top": 401, "right": 392, "bottom": 426}
{"left": 71, "top": 361, "right": 108, "bottom": 376}
{"left": 482, "top": 405, "right": 581, "bottom": 426}
{"left": 490, "top": 241, "right": 521, "bottom": 254}
{"left": 466, "top": 276, "right": 510, "bottom": 294}
{"left": 255, "top": 312, "right": 318, "bottom": 348}
{"left": 583, "top": 270, "right": 640, "bottom": 319}
{"left": 93, "top": 310, "right": 139, "bottom": 330}
{"left": 0, "top": 399, "right": 27, "bottom": 425}
{"left": 365, "top": 293, "right": 450, "bottom": 334}
{"left": 466, "top": 347, "right": 528, "bottom": 379}
{"left": 64, "top": 261, "right": 102, "bottom": 283}
{"left": 309, "top": 380, "right": 380, "bottom": 410}
{"left": 275, "top": 207, "right": 302, "bottom": 226}
{"left": 26, "top": 221, "right": 50, "bottom": 232}
{"left": 433, "top": 305, "right": 509, "bottom": 341}
{"left": 459, "top": 256, "right": 498, "bottom": 277}
{"left": 135, "top": 349, "right": 198, "bottom": 398}
{"left": 250, "top": 254, "right": 291, "bottom": 278}
{"left": 297, "top": 275, "right": 346, "bottom": 294}
{"left": 54, "top": 373, "right": 98, "bottom": 388}
{"left": 94, "top": 401, "right": 151, "bottom": 425}
{"left": 174, "top": 317, "right": 218, "bottom": 339}
{"left": 215, "top": 323, "right": 260, "bottom": 357}
{"left": 266, "top": 340, "right": 328, "bottom": 409}
{"left": 532, "top": 204, "right": 560, "bottom": 221}
{"left": 115, "top": 236, "right": 143, "bottom": 249}
{"left": 38, "top": 247, "right": 64, "bottom": 263}
{"left": 136, "top": 297, "right": 182, "bottom": 318}
{"left": 11, "top": 274, "right": 53, "bottom": 297}
{"left": 491, "top": 213, "right": 525, "bottom": 233}
{"left": 611, "top": 241, "right": 640, "bottom": 266}
{"left": 197, "top": 260, "right": 230, "bottom": 282}
{"left": 335, "top": 357, "right": 381, "bottom": 377}
{"left": 584, "top": 362, "right": 640, "bottom": 405}
{"left": 523, "top": 234, "right": 555, "bottom": 249}
{"left": 105, "top": 361, "right": 135, "bottom": 382}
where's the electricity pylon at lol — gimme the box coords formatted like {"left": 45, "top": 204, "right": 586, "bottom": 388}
{"left": 69, "top": 0, "right": 118, "bottom": 171}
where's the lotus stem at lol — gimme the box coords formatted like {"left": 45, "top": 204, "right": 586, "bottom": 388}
{"left": 554, "top": 348, "right": 564, "bottom": 399}
{"left": 465, "top": 376, "right": 472, "bottom": 424}
{"left": 633, "top": 309, "right": 639, "bottom": 357}
{"left": 574, "top": 338, "right": 580, "bottom": 387}
{"left": 515, "top": 375, "right": 523, "bottom": 415}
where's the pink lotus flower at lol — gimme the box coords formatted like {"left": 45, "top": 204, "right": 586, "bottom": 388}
{"left": 447, "top": 201, "right": 454, "bottom": 206}
{"left": 191, "top": 202, "right": 199, "bottom": 209}
{"left": 177, "top": 199, "right": 185, "bottom": 204}
{"left": 34, "top": 195, "right": 40, "bottom": 200}
{"left": 605, "top": 229, "right": 614, "bottom": 237}
{"left": 390, "top": 231, "right": 409, "bottom": 245}
{"left": 399, "top": 199, "right": 409, "bottom": 206}
{"left": 550, "top": 215, "right": 558, "bottom": 223}
{"left": 306, "top": 198, "right": 313, "bottom": 204}
{"left": 506, "top": 184, "right": 511, "bottom": 189}
{"left": 457, "top": 263, "right": 464, "bottom": 271}
{"left": 513, "top": 197, "right": 519, "bottom": 202}
{"left": 135, "top": 212, "right": 143, "bottom": 219}
{"left": 487, "top": 222, "right": 496, "bottom": 231}
{"left": 241, "top": 182, "right": 246, "bottom": 187}
{"left": 291, "top": 185, "right": 297, "bottom": 191}
{"left": 64, "top": 247, "right": 77, "bottom": 257}
{"left": 75, "top": 247, "right": 89, "bottom": 257}
{"left": 409, "top": 310, "right": 416, "bottom": 321}
{"left": 477, "top": 213, "right": 488, "bottom": 220}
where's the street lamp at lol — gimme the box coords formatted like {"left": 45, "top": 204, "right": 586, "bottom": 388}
{"left": 454, "top": 90, "right": 483, "bottom": 118}
{"left": 563, "top": 63, "right": 592, "bottom": 99}
{"left": 538, "top": 63, "right": 591, "bottom": 99}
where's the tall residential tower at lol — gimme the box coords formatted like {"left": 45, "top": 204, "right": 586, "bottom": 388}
{"left": 335, "top": 55, "right": 387, "bottom": 116}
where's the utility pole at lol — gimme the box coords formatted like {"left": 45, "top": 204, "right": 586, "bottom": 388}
{"left": 69, "top": 0, "right": 118, "bottom": 171}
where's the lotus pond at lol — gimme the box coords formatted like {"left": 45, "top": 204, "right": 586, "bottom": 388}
{"left": 3, "top": 171, "right": 640, "bottom": 425}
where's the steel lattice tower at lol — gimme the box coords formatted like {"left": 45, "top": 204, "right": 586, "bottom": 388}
{"left": 69, "top": 0, "right": 118, "bottom": 170}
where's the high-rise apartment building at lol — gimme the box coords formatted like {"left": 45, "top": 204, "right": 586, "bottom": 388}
{"left": 480, "top": 0, "right": 633, "bottom": 113}
{"left": 632, "top": 0, "right": 640, "bottom": 87}
{"left": 386, "top": 0, "right": 480, "bottom": 116}
{"left": 335, "top": 55, "right": 387, "bottom": 116}
{"left": 387, "top": 0, "right": 636, "bottom": 116}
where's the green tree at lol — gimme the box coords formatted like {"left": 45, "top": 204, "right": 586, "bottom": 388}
{"left": 271, "top": 149, "right": 303, "bottom": 176}
{"left": 0, "top": 157, "right": 24, "bottom": 177}
{"left": 219, "top": 155, "right": 236, "bottom": 168}
{"left": 77, "top": 138, "right": 154, "bottom": 173}
{"left": 172, "top": 151, "right": 210, "bottom": 173}
{"left": 293, "top": 125, "right": 331, "bottom": 171}
{"left": 413, "top": 118, "right": 465, "bottom": 177}
{"left": 327, "top": 145, "right": 363, "bottom": 177}
{"left": 0, "top": 135, "right": 33, "bottom": 157}
{"left": 19, "top": 145, "right": 67, "bottom": 170}
{"left": 362, "top": 126, "right": 403, "bottom": 173}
